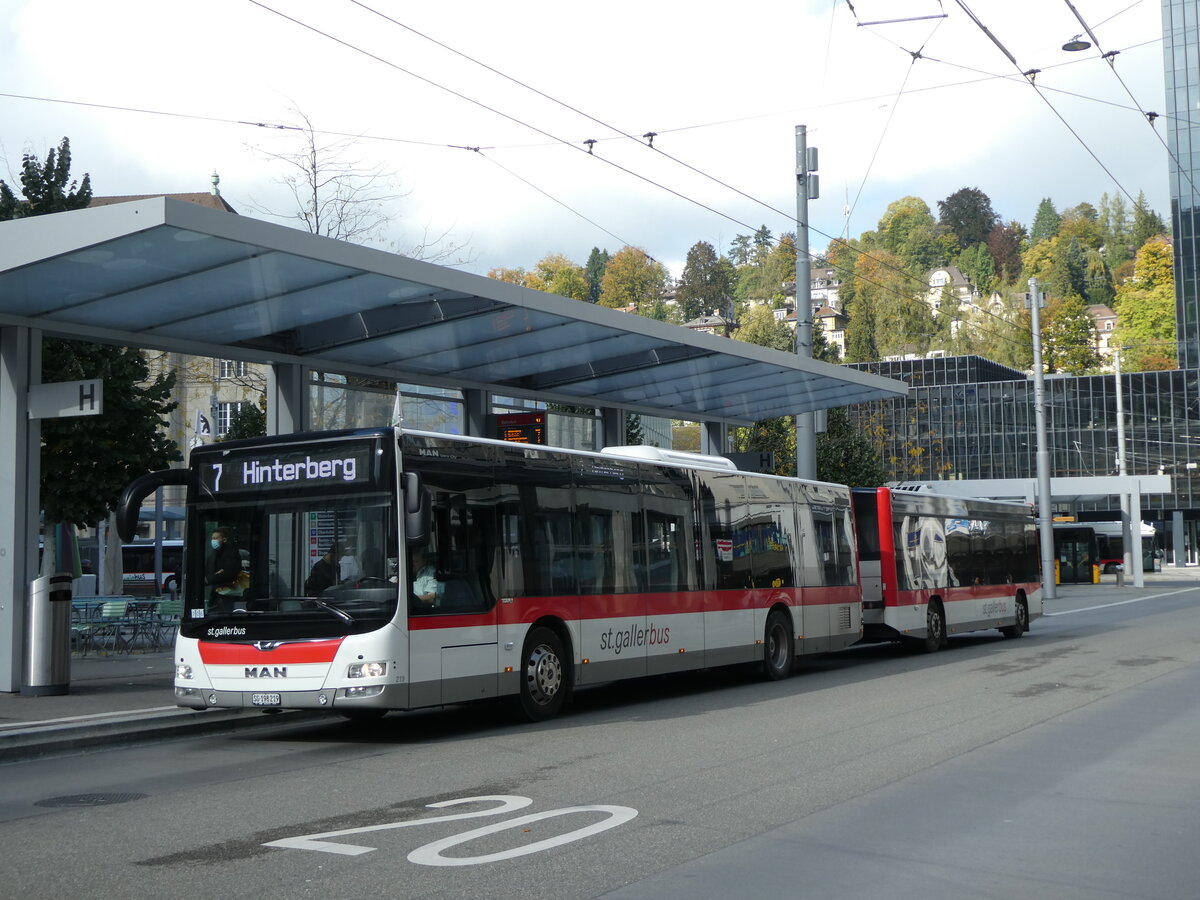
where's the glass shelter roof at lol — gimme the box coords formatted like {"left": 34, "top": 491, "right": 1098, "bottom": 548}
{"left": 0, "top": 198, "right": 906, "bottom": 426}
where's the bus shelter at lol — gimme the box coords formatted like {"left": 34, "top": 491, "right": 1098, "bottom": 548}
{"left": 0, "top": 197, "right": 906, "bottom": 692}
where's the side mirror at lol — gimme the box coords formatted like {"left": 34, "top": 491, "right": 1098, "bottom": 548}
{"left": 403, "top": 471, "right": 431, "bottom": 546}
{"left": 116, "top": 469, "right": 189, "bottom": 542}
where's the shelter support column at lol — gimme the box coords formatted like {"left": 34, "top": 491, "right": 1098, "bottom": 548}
{"left": 267, "top": 363, "right": 310, "bottom": 435}
{"left": 463, "top": 389, "right": 489, "bottom": 437}
{"left": 1172, "top": 510, "right": 1185, "bottom": 567}
{"left": 0, "top": 327, "right": 41, "bottom": 693}
{"left": 1130, "top": 488, "right": 1144, "bottom": 588}
{"left": 701, "top": 422, "right": 727, "bottom": 457}
{"left": 600, "top": 408, "right": 623, "bottom": 449}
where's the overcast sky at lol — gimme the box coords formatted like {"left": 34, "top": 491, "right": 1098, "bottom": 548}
{"left": 0, "top": 0, "right": 1170, "bottom": 278}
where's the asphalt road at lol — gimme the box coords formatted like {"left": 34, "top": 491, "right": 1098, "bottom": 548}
{"left": 2, "top": 583, "right": 1199, "bottom": 899}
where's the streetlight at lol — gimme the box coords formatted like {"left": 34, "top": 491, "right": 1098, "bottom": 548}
{"left": 1062, "top": 35, "right": 1091, "bottom": 51}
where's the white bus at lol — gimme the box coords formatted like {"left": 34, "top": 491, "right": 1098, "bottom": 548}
{"left": 118, "top": 427, "right": 1037, "bottom": 722}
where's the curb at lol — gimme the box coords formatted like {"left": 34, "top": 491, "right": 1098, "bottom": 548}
{"left": 0, "top": 707, "right": 326, "bottom": 763}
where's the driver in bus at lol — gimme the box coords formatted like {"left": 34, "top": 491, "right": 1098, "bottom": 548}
{"left": 411, "top": 547, "right": 442, "bottom": 608}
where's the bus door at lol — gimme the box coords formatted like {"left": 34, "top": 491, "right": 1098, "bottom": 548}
{"left": 1055, "top": 528, "right": 1095, "bottom": 584}
{"left": 404, "top": 458, "right": 499, "bottom": 708}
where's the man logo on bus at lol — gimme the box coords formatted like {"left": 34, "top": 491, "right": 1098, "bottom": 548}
{"left": 246, "top": 666, "right": 288, "bottom": 678}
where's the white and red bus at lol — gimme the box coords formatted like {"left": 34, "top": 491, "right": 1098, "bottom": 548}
{"left": 852, "top": 486, "right": 1041, "bottom": 651}
{"left": 118, "top": 428, "right": 1037, "bottom": 722}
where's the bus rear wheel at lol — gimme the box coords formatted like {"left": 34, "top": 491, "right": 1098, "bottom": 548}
{"left": 762, "top": 610, "right": 794, "bottom": 681}
{"left": 1001, "top": 598, "right": 1028, "bottom": 639}
{"left": 519, "top": 627, "right": 570, "bottom": 722}
{"left": 915, "top": 599, "right": 947, "bottom": 653}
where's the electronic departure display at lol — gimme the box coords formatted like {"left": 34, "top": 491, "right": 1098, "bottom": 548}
{"left": 197, "top": 440, "right": 380, "bottom": 496}
{"left": 495, "top": 412, "right": 546, "bottom": 445}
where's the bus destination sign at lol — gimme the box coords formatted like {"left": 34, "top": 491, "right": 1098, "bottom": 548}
{"left": 200, "top": 441, "right": 378, "bottom": 496}
{"left": 495, "top": 412, "right": 546, "bottom": 445}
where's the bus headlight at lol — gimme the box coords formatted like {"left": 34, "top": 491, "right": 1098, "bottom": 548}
{"left": 347, "top": 661, "right": 387, "bottom": 679}
{"left": 176, "top": 663, "right": 194, "bottom": 680}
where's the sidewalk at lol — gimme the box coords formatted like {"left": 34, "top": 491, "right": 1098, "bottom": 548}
{"left": 1, "top": 566, "right": 1196, "bottom": 762}
{"left": 0, "top": 650, "right": 317, "bottom": 763}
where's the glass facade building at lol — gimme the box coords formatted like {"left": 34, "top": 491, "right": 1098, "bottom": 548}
{"left": 847, "top": 356, "right": 1200, "bottom": 519}
{"left": 1164, "top": 0, "right": 1200, "bottom": 367}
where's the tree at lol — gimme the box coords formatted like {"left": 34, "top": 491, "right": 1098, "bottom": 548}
{"left": 730, "top": 307, "right": 797, "bottom": 475}
{"left": 986, "top": 220, "right": 1025, "bottom": 284}
{"left": 1046, "top": 236, "right": 1088, "bottom": 301}
{"left": 597, "top": 247, "right": 668, "bottom": 314}
{"left": 1114, "top": 235, "right": 1176, "bottom": 371}
{"left": 1042, "top": 292, "right": 1100, "bottom": 374}
{"left": 584, "top": 247, "right": 610, "bottom": 303}
{"left": 1098, "top": 192, "right": 1132, "bottom": 268}
{"left": 247, "top": 107, "right": 469, "bottom": 262}
{"left": 1030, "top": 198, "right": 1061, "bottom": 245}
{"left": 1059, "top": 202, "right": 1103, "bottom": 250}
{"left": 937, "top": 187, "right": 998, "bottom": 247}
{"left": 844, "top": 249, "right": 936, "bottom": 361}
{"left": 676, "top": 240, "right": 735, "bottom": 322}
{"left": 0, "top": 137, "right": 91, "bottom": 218}
{"left": 955, "top": 242, "right": 996, "bottom": 295}
{"left": 220, "top": 402, "right": 267, "bottom": 442}
{"left": 1, "top": 140, "right": 179, "bottom": 539}
{"left": 817, "top": 407, "right": 887, "bottom": 487}
{"left": 1131, "top": 191, "right": 1168, "bottom": 248}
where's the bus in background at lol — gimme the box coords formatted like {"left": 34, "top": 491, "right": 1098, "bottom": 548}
{"left": 1053, "top": 521, "right": 1160, "bottom": 582}
{"left": 122, "top": 540, "right": 183, "bottom": 597}
{"left": 852, "top": 487, "right": 1041, "bottom": 651}
{"left": 117, "top": 427, "right": 1037, "bottom": 724}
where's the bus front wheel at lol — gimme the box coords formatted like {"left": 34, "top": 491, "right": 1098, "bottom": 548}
{"left": 519, "top": 627, "right": 570, "bottom": 722}
{"left": 762, "top": 610, "right": 794, "bottom": 681}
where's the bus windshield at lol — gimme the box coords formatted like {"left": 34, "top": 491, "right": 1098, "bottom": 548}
{"left": 182, "top": 492, "right": 400, "bottom": 640}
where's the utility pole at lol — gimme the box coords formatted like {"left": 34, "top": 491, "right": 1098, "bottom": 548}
{"left": 1027, "top": 278, "right": 1056, "bottom": 599}
{"left": 795, "top": 125, "right": 818, "bottom": 480}
{"left": 1114, "top": 348, "right": 1141, "bottom": 587}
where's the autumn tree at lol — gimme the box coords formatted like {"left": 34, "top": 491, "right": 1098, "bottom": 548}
{"left": 1114, "top": 235, "right": 1177, "bottom": 371}
{"left": 598, "top": 246, "right": 668, "bottom": 316}
{"left": 938, "top": 187, "right": 998, "bottom": 247}
{"left": 730, "top": 305, "right": 798, "bottom": 475}
{"left": 817, "top": 407, "right": 887, "bottom": 487}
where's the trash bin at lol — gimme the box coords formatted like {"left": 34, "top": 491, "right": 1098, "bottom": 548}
{"left": 21, "top": 572, "right": 73, "bottom": 696}
{"left": 1114, "top": 564, "right": 1125, "bottom": 588}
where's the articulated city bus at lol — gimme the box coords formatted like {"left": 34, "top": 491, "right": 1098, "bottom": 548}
{"left": 852, "top": 487, "right": 1041, "bottom": 650}
{"left": 118, "top": 427, "right": 1038, "bottom": 722}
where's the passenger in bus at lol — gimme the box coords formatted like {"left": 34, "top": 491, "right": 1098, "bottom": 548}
{"left": 305, "top": 546, "right": 340, "bottom": 595}
{"left": 205, "top": 528, "right": 243, "bottom": 605}
{"left": 339, "top": 545, "right": 361, "bottom": 584}
{"left": 411, "top": 547, "right": 442, "bottom": 607}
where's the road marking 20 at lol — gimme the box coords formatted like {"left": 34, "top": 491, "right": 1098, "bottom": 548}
{"left": 263, "top": 795, "right": 637, "bottom": 865}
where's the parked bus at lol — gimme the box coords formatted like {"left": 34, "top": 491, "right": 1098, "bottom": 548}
{"left": 1053, "top": 521, "right": 1159, "bottom": 583}
{"left": 853, "top": 488, "right": 1040, "bottom": 651}
{"left": 122, "top": 540, "right": 183, "bottom": 597}
{"left": 117, "top": 428, "right": 1040, "bottom": 722}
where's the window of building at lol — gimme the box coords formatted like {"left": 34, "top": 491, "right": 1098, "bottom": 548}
{"left": 217, "top": 359, "right": 248, "bottom": 379}
{"left": 217, "top": 401, "right": 248, "bottom": 435}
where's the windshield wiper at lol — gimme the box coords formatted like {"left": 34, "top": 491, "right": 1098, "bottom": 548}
{"left": 312, "top": 597, "right": 354, "bottom": 623}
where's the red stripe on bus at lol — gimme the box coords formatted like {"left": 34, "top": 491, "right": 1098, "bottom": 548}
{"left": 199, "top": 638, "right": 345, "bottom": 664}
{"left": 409, "top": 586, "right": 858, "bottom": 630}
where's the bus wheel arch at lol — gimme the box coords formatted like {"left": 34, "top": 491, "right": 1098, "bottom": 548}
{"left": 1001, "top": 592, "right": 1028, "bottom": 639}
{"left": 517, "top": 620, "right": 573, "bottom": 722}
{"left": 762, "top": 606, "right": 794, "bottom": 681}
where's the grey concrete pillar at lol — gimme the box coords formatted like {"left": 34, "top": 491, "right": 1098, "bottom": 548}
{"left": 0, "top": 327, "right": 41, "bottom": 692}
{"left": 267, "top": 363, "right": 309, "bottom": 435}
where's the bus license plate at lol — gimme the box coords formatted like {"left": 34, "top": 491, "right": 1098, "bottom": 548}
{"left": 251, "top": 692, "right": 281, "bottom": 707}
